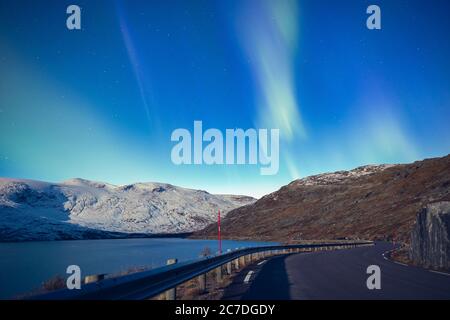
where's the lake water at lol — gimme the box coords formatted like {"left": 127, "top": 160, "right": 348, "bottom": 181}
{"left": 0, "top": 238, "right": 276, "bottom": 299}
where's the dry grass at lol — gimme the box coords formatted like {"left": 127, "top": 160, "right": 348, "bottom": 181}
{"left": 390, "top": 244, "right": 412, "bottom": 265}
{"left": 41, "top": 275, "right": 66, "bottom": 291}
{"left": 195, "top": 155, "right": 450, "bottom": 245}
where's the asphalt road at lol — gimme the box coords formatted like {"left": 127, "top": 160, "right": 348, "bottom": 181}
{"left": 222, "top": 242, "right": 450, "bottom": 300}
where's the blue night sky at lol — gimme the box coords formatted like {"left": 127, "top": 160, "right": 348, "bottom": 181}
{"left": 0, "top": 0, "right": 449, "bottom": 198}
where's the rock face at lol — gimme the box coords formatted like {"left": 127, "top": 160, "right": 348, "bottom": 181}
{"left": 196, "top": 155, "right": 450, "bottom": 243}
{"left": 410, "top": 202, "right": 450, "bottom": 270}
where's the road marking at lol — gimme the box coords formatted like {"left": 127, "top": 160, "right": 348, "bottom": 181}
{"left": 244, "top": 271, "right": 254, "bottom": 284}
{"left": 430, "top": 270, "right": 450, "bottom": 277}
{"left": 257, "top": 260, "right": 267, "bottom": 266}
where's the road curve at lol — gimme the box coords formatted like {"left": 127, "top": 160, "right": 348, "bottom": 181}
{"left": 222, "top": 242, "right": 450, "bottom": 300}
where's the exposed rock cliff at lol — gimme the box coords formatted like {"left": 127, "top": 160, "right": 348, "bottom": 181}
{"left": 410, "top": 202, "right": 450, "bottom": 270}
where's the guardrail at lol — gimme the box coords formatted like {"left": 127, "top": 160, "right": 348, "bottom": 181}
{"left": 30, "top": 241, "right": 373, "bottom": 300}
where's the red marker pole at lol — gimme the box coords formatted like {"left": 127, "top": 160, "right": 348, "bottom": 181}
{"left": 218, "top": 210, "right": 222, "bottom": 255}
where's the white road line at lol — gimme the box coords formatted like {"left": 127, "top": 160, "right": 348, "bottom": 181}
{"left": 257, "top": 260, "right": 267, "bottom": 266}
{"left": 383, "top": 250, "right": 450, "bottom": 274}
{"left": 430, "top": 270, "right": 450, "bottom": 277}
{"left": 244, "top": 271, "right": 254, "bottom": 284}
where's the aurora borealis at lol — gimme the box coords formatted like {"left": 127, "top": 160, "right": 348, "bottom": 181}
{"left": 0, "top": 0, "right": 449, "bottom": 198}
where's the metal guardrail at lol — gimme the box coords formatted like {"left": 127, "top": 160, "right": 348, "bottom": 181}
{"left": 30, "top": 241, "right": 373, "bottom": 300}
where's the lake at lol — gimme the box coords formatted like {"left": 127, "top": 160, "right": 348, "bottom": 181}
{"left": 0, "top": 238, "right": 276, "bottom": 299}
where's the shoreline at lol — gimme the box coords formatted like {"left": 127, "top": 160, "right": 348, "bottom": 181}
{"left": 0, "top": 232, "right": 194, "bottom": 243}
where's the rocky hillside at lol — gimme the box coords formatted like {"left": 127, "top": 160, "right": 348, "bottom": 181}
{"left": 0, "top": 178, "right": 255, "bottom": 241}
{"left": 196, "top": 155, "right": 450, "bottom": 243}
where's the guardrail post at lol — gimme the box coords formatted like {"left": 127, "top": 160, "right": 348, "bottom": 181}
{"left": 234, "top": 258, "right": 239, "bottom": 269}
{"left": 226, "top": 261, "right": 232, "bottom": 275}
{"left": 216, "top": 266, "right": 223, "bottom": 283}
{"left": 225, "top": 249, "right": 232, "bottom": 274}
{"left": 84, "top": 274, "right": 105, "bottom": 284}
{"left": 198, "top": 273, "right": 206, "bottom": 293}
{"left": 165, "top": 258, "right": 178, "bottom": 300}
{"left": 239, "top": 255, "right": 246, "bottom": 267}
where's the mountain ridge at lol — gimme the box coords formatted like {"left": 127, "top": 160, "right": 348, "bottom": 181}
{"left": 196, "top": 155, "right": 450, "bottom": 243}
{"left": 0, "top": 178, "right": 255, "bottom": 241}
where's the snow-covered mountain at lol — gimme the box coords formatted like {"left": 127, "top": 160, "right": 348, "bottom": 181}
{"left": 289, "top": 164, "right": 396, "bottom": 187}
{"left": 0, "top": 178, "right": 255, "bottom": 241}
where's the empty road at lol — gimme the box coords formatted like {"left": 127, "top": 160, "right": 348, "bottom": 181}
{"left": 223, "top": 242, "right": 450, "bottom": 300}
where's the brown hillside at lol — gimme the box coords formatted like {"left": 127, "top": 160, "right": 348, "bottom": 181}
{"left": 195, "top": 155, "right": 450, "bottom": 243}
